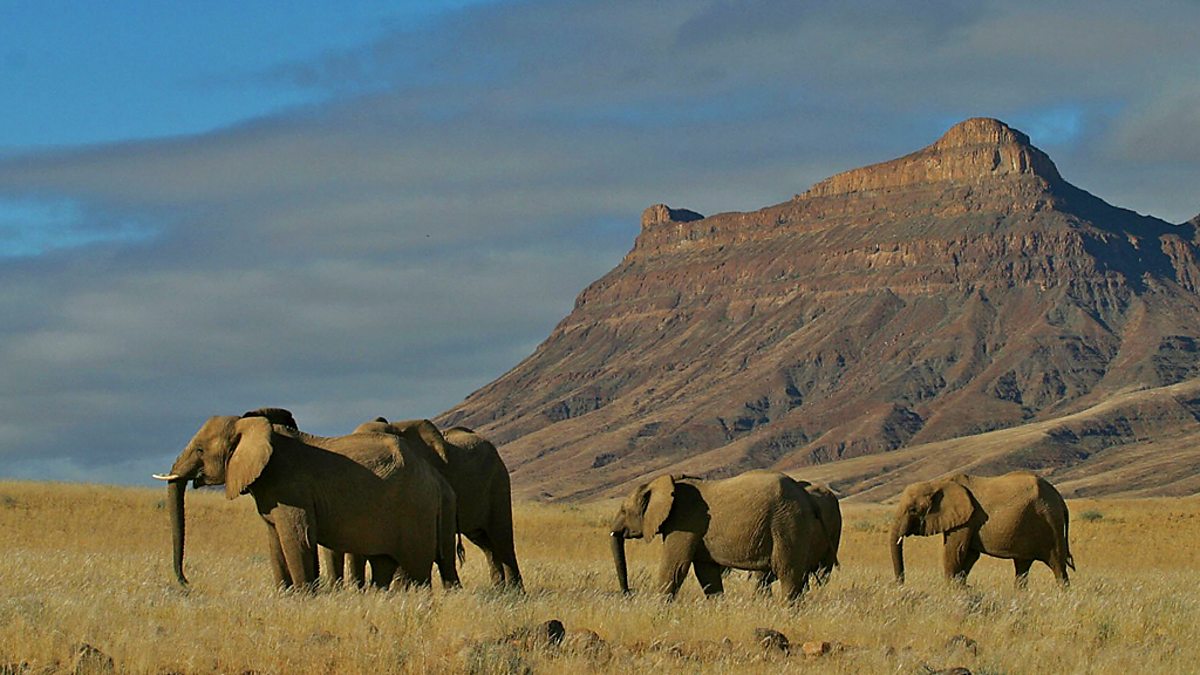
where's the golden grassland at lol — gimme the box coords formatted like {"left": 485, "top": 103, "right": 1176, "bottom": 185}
{"left": 1, "top": 481, "right": 1198, "bottom": 673}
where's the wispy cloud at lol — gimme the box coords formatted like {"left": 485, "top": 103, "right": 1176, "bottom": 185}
{"left": 0, "top": 200, "right": 157, "bottom": 257}
{"left": 0, "top": 0, "right": 1197, "bottom": 483}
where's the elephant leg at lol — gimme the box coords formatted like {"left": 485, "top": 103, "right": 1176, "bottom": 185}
{"left": 814, "top": 552, "right": 836, "bottom": 585}
{"left": 1046, "top": 550, "right": 1070, "bottom": 587}
{"left": 263, "top": 523, "right": 293, "bottom": 589}
{"left": 942, "top": 529, "right": 980, "bottom": 583}
{"left": 491, "top": 532, "right": 523, "bottom": 590}
{"left": 437, "top": 549, "right": 461, "bottom": 591}
{"left": 754, "top": 569, "right": 775, "bottom": 596}
{"left": 657, "top": 532, "right": 697, "bottom": 598}
{"left": 319, "top": 547, "right": 343, "bottom": 585}
{"left": 1014, "top": 558, "right": 1034, "bottom": 588}
{"left": 490, "top": 502, "right": 524, "bottom": 589}
{"left": 775, "top": 569, "right": 808, "bottom": 602}
{"left": 657, "top": 558, "right": 692, "bottom": 598}
{"left": 368, "top": 556, "right": 397, "bottom": 589}
{"left": 272, "top": 507, "right": 318, "bottom": 589}
{"left": 392, "top": 546, "right": 434, "bottom": 589}
{"left": 466, "top": 531, "right": 505, "bottom": 587}
{"left": 770, "top": 534, "right": 809, "bottom": 602}
{"left": 345, "top": 553, "right": 366, "bottom": 588}
{"left": 692, "top": 561, "right": 725, "bottom": 596}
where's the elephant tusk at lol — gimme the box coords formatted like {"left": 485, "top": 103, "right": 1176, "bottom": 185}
{"left": 896, "top": 536, "right": 903, "bottom": 546}
{"left": 152, "top": 473, "right": 181, "bottom": 481}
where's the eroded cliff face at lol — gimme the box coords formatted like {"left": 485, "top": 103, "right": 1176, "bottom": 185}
{"left": 440, "top": 118, "right": 1200, "bottom": 501}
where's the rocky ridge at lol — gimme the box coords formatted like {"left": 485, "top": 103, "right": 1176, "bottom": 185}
{"left": 440, "top": 118, "right": 1200, "bottom": 501}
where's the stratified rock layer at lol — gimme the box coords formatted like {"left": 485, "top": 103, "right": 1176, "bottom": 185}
{"left": 440, "top": 118, "right": 1200, "bottom": 501}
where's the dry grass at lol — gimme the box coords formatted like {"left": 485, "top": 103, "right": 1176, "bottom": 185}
{"left": 1, "top": 481, "right": 1198, "bottom": 673}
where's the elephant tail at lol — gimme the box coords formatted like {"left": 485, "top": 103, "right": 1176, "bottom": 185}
{"left": 1063, "top": 511, "right": 1076, "bottom": 571}
{"left": 456, "top": 533, "right": 466, "bottom": 564}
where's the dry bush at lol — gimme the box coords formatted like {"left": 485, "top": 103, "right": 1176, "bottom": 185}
{"left": 1, "top": 481, "right": 1198, "bottom": 673}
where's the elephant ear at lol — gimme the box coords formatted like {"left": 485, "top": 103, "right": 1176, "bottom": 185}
{"left": 414, "top": 420, "right": 450, "bottom": 460}
{"left": 642, "top": 475, "right": 677, "bottom": 538}
{"left": 225, "top": 416, "right": 275, "bottom": 499}
{"left": 922, "top": 482, "right": 974, "bottom": 535}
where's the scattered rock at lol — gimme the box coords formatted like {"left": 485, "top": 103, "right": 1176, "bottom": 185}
{"left": 754, "top": 627, "right": 790, "bottom": 653}
{"left": 538, "top": 619, "right": 565, "bottom": 646}
{"left": 567, "top": 628, "right": 602, "bottom": 646}
{"left": 801, "top": 640, "right": 832, "bottom": 657}
{"left": 502, "top": 619, "right": 565, "bottom": 650}
{"left": 70, "top": 644, "right": 113, "bottom": 675}
{"left": 946, "top": 633, "right": 979, "bottom": 656}
{"left": 565, "top": 628, "right": 609, "bottom": 659}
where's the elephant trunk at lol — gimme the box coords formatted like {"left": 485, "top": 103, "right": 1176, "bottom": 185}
{"left": 167, "top": 478, "right": 189, "bottom": 586}
{"left": 890, "top": 524, "right": 905, "bottom": 584}
{"left": 610, "top": 530, "right": 631, "bottom": 594}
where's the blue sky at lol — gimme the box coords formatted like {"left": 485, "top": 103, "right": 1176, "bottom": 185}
{"left": 1, "top": 0, "right": 1198, "bottom": 484}
{"left": 0, "top": 1, "right": 497, "bottom": 149}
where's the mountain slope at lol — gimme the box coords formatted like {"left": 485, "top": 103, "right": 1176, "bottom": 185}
{"left": 440, "top": 118, "right": 1200, "bottom": 501}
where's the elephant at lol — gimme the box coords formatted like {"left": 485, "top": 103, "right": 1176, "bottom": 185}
{"left": 240, "top": 408, "right": 369, "bottom": 587}
{"left": 152, "top": 412, "right": 461, "bottom": 591}
{"left": 753, "top": 478, "right": 841, "bottom": 592}
{"left": 610, "top": 470, "right": 833, "bottom": 601}
{"left": 891, "top": 471, "right": 1075, "bottom": 586}
{"left": 352, "top": 417, "right": 522, "bottom": 589}
{"left": 241, "top": 407, "right": 298, "bottom": 430}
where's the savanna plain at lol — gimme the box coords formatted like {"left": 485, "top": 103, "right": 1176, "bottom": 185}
{"left": 1, "top": 481, "right": 1197, "bottom": 674}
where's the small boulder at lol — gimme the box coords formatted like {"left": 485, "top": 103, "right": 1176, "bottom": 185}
{"left": 565, "top": 628, "right": 608, "bottom": 658}
{"left": 503, "top": 619, "right": 565, "bottom": 649}
{"left": 801, "top": 640, "right": 832, "bottom": 658}
{"left": 754, "top": 627, "right": 790, "bottom": 653}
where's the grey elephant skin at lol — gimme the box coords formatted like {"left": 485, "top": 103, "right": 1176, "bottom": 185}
{"left": 891, "top": 471, "right": 1075, "bottom": 586}
{"left": 154, "top": 414, "right": 460, "bottom": 590}
{"left": 353, "top": 418, "right": 523, "bottom": 589}
{"left": 754, "top": 478, "right": 841, "bottom": 592}
{"left": 610, "top": 470, "right": 837, "bottom": 601}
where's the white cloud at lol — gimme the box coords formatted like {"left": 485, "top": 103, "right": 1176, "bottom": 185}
{"left": 0, "top": 0, "right": 1198, "bottom": 483}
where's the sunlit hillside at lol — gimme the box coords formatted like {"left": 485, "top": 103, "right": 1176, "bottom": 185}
{"left": 1, "top": 481, "right": 1198, "bottom": 673}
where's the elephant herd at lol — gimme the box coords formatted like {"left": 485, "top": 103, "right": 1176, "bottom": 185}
{"left": 154, "top": 409, "right": 1075, "bottom": 598}
{"left": 153, "top": 408, "right": 519, "bottom": 591}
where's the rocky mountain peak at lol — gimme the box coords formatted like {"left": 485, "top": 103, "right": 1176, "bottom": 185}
{"left": 641, "top": 203, "right": 705, "bottom": 228}
{"left": 801, "top": 117, "right": 1062, "bottom": 199}
{"left": 441, "top": 117, "right": 1200, "bottom": 502}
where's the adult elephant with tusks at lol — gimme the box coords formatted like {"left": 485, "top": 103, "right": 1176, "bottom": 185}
{"left": 153, "top": 411, "right": 460, "bottom": 591}
{"left": 610, "top": 470, "right": 834, "bottom": 601}
{"left": 891, "top": 471, "right": 1074, "bottom": 586}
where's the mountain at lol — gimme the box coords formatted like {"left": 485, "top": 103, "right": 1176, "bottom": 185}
{"left": 439, "top": 118, "right": 1200, "bottom": 501}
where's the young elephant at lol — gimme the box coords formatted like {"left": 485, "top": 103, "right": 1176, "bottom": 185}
{"left": 153, "top": 414, "right": 460, "bottom": 591}
{"left": 891, "top": 471, "right": 1074, "bottom": 586}
{"left": 610, "top": 470, "right": 830, "bottom": 601}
